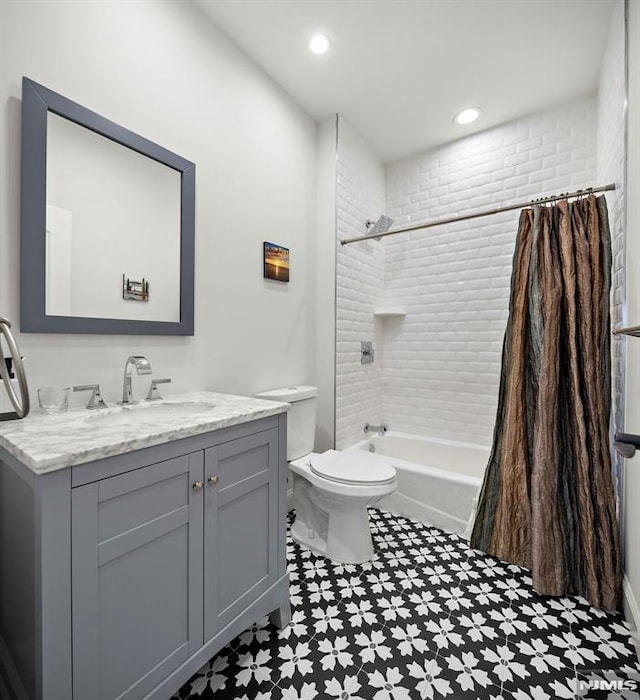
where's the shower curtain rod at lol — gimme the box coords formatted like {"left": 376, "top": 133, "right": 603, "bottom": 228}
{"left": 340, "top": 183, "right": 616, "bottom": 245}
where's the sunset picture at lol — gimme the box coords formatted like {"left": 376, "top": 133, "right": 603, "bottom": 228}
{"left": 263, "top": 242, "right": 290, "bottom": 282}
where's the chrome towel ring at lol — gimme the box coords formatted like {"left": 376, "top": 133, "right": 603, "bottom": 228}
{"left": 0, "top": 317, "right": 30, "bottom": 419}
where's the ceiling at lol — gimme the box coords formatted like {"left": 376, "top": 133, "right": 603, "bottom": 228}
{"left": 193, "top": 0, "right": 615, "bottom": 163}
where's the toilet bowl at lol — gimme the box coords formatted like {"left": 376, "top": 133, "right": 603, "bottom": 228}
{"left": 289, "top": 449, "right": 397, "bottom": 564}
{"left": 255, "top": 385, "right": 396, "bottom": 564}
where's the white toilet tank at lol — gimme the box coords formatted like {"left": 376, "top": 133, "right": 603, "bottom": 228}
{"left": 255, "top": 386, "right": 317, "bottom": 461}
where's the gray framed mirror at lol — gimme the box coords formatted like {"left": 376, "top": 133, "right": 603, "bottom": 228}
{"left": 20, "top": 77, "right": 195, "bottom": 335}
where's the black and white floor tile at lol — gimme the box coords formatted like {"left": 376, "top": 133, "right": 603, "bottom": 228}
{"left": 172, "top": 509, "right": 640, "bottom": 700}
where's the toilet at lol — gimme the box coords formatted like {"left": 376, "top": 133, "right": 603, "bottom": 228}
{"left": 255, "top": 386, "right": 397, "bottom": 564}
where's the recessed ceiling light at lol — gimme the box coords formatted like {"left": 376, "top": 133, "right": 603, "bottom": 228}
{"left": 454, "top": 107, "right": 481, "bottom": 125}
{"left": 309, "top": 34, "right": 330, "bottom": 55}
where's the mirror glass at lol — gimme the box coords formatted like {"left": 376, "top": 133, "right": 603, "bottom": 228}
{"left": 21, "top": 77, "right": 195, "bottom": 335}
{"left": 46, "top": 113, "right": 181, "bottom": 322}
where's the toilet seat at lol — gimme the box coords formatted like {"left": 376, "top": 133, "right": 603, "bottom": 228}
{"left": 309, "top": 449, "right": 396, "bottom": 486}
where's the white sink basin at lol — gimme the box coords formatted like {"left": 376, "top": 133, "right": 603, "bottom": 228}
{"left": 85, "top": 401, "right": 216, "bottom": 428}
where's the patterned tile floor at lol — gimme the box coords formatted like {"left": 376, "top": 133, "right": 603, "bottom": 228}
{"left": 173, "top": 509, "right": 640, "bottom": 699}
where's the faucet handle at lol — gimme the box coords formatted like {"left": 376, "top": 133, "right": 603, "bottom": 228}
{"left": 146, "top": 378, "right": 171, "bottom": 402}
{"left": 73, "top": 384, "right": 108, "bottom": 410}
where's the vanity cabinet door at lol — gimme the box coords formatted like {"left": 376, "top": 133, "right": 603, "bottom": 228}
{"left": 203, "top": 428, "right": 279, "bottom": 642}
{"left": 71, "top": 453, "right": 204, "bottom": 700}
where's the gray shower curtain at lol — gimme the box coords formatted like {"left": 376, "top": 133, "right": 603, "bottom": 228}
{"left": 470, "top": 194, "right": 622, "bottom": 611}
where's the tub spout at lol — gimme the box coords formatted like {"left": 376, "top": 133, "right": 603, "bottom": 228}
{"left": 364, "top": 423, "right": 387, "bottom": 436}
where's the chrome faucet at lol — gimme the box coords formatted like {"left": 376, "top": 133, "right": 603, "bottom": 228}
{"left": 363, "top": 423, "right": 387, "bottom": 436}
{"left": 119, "top": 356, "right": 152, "bottom": 405}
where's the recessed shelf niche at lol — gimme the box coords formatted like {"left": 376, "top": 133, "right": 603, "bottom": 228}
{"left": 373, "top": 307, "right": 407, "bottom": 318}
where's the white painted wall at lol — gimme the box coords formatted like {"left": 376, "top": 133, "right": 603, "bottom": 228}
{"left": 315, "top": 116, "right": 337, "bottom": 452}
{"left": 622, "top": 0, "right": 640, "bottom": 641}
{"left": 0, "top": 0, "right": 317, "bottom": 407}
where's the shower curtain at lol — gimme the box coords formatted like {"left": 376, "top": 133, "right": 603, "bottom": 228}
{"left": 470, "top": 194, "right": 622, "bottom": 611}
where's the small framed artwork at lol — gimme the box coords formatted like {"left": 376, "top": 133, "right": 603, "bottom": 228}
{"left": 263, "top": 242, "right": 290, "bottom": 282}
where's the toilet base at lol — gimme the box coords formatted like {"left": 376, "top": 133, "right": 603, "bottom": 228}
{"left": 288, "top": 452, "right": 396, "bottom": 565}
{"left": 290, "top": 471, "right": 381, "bottom": 564}
{"left": 291, "top": 508, "right": 375, "bottom": 564}
{"left": 325, "top": 504, "right": 375, "bottom": 564}
{"left": 290, "top": 518, "right": 327, "bottom": 557}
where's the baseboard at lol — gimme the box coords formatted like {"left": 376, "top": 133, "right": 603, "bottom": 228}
{"left": 0, "top": 634, "right": 29, "bottom": 700}
{"left": 623, "top": 574, "right": 640, "bottom": 659}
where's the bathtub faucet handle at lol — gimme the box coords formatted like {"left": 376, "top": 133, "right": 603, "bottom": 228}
{"left": 363, "top": 423, "right": 387, "bottom": 436}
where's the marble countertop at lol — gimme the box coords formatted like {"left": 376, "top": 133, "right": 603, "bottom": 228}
{"left": 0, "top": 391, "right": 288, "bottom": 474}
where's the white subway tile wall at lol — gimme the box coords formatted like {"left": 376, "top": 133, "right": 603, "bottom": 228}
{"left": 383, "top": 96, "right": 598, "bottom": 446}
{"left": 335, "top": 118, "right": 386, "bottom": 449}
{"left": 337, "top": 95, "right": 602, "bottom": 448}
{"left": 597, "top": 0, "right": 626, "bottom": 490}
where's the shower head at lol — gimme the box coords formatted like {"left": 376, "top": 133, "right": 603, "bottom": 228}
{"left": 365, "top": 215, "right": 394, "bottom": 238}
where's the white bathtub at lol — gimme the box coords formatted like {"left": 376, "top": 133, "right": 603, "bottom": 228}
{"left": 349, "top": 432, "right": 490, "bottom": 535}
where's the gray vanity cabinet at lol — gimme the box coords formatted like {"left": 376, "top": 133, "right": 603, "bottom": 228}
{"left": 204, "top": 428, "right": 279, "bottom": 641}
{"left": 71, "top": 453, "right": 205, "bottom": 700}
{"left": 0, "top": 411, "right": 290, "bottom": 700}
